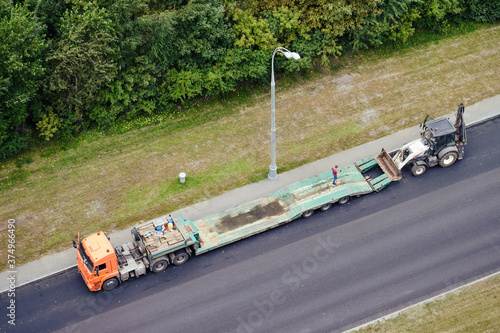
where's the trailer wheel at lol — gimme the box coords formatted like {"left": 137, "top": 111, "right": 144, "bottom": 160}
{"left": 411, "top": 164, "right": 427, "bottom": 176}
{"left": 439, "top": 151, "right": 458, "bottom": 168}
{"left": 151, "top": 259, "right": 169, "bottom": 273}
{"left": 302, "top": 210, "right": 314, "bottom": 218}
{"left": 102, "top": 277, "right": 119, "bottom": 291}
{"left": 173, "top": 250, "right": 190, "bottom": 266}
{"left": 320, "top": 203, "right": 332, "bottom": 211}
{"left": 338, "top": 196, "right": 350, "bottom": 205}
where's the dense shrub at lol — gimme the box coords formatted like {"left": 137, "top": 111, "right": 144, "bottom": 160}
{"left": 466, "top": 0, "right": 500, "bottom": 23}
{"left": 0, "top": 3, "right": 46, "bottom": 158}
{"left": 0, "top": 0, "right": 498, "bottom": 158}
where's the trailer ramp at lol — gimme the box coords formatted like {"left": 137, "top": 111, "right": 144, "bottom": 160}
{"left": 375, "top": 148, "right": 402, "bottom": 181}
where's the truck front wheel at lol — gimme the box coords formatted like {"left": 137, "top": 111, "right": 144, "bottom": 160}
{"left": 439, "top": 151, "right": 458, "bottom": 168}
{"left": 411, "top": 164, "right": 427, "bottom": 176}
{"left": 102, "top": 277, "right": 119, "bottom": 291}
{"left": 151, "top": 259, "right": 169, "bottom": 273}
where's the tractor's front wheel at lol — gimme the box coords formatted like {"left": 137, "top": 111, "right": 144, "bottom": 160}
{"left": 411, "top": 164, "right": 427, "bottom": 176}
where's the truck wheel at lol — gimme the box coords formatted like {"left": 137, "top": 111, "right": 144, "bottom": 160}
{"left": 411, "top": 164, "right": 427, "bottom": 176}
{"left": 302, "top": 210, "right": 314, "bottom": 218}
{"left": 173, "top": 251, "right": 190, "bottom": 266}
{"left": 151, "top": 259, "right": 169, "bottom": 273}
{"left": 137, "top": 241, "right": 146, "bottom": 255}
{"left": 320, "top": 203, "right": 332, "bottom": 211}
{"left": 102, "top": 277, "right": 119, "bottom": 291}
{"left": 439, "top": 151, "right": 458, "bottom": 168}
{"left": 131, "top": 228, "right": 140, "bottom": 242}
{"left": 338, "top": 196, "right": 350, "bottom": 205}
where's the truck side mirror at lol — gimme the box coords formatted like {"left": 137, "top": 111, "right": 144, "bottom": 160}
{"left": 94, "top": 267, "right": 99, "bottom": 276}
{"left": 72, "top": 240, "right": 77, "bottom": 249}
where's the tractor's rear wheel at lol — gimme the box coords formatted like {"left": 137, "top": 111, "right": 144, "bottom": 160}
{"left": 411, "top": 164, "right": 427, "bottom": 176}
{"left": 439, "top": 151, "right": 458, "bottom": 168}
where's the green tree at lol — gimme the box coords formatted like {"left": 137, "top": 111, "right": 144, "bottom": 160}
{"left": 414, "top": 0, "right": 462, "bottom": 32}
{"left": 0, "top": 3, "right": 46, "bottom": 158}
{"left": 143, "top": 0, "right": 235, "bottom": 102}
{"left": 44, "top": 0, "right": 117, "bottom": 137}
{"left": 267, "top": 6, "right": 310, "bottom": 47}
{"left": 250, "top": 0, "right": 380, "bottom": 59}
{"left": 27, "top": 0, "right": 71, "bottom": 39}
{"left": 90, "top": 0, "right": 156, "bottom": 126}
{"left": 232, "top": 9, "right": 277, "bottom": 50}
{"left": 350, "top": 0, "right": 421, "bottom": 50}
{"left": 466, "top": 0, "right": 500, "bottom": 23}
{"left": 146, "top": 1, "right": 234, "bottom": 71}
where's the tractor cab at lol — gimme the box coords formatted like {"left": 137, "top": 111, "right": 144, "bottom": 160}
{"left": 420, "top": 116, "right": 458, "bottom": 155}
{"left": 420, "top": 103, "right": 466, "bottom": 158}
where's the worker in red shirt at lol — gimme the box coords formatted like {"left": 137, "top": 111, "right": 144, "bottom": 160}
{"left": 332, "top": 165, "right": 338, "bottom": 185}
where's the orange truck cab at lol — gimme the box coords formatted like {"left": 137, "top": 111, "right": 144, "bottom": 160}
{"left": 75, "top": 231, "right": 120, "bottom": 291}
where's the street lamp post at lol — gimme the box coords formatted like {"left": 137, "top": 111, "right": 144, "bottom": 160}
{"left": 268, "top": 47, "right": 301, "bottom": 181}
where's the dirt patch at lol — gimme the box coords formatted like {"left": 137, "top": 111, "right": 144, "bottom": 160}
{"left": 361, "top": 108, "right": 378, "bottom": 126}
{"left": 310, "top": 84, "right": 325, "bottom": 95}
{"left": 86, "top": 199, "right": 107, "bottom": 218}
{"left": 332, "top": 73, "right": 358, "bottom": 86}
{"left": 217, "top": 200, "right": 285, "bottom": 233}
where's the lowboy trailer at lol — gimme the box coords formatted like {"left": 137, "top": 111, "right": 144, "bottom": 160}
{"left": 75, "top": 154, "right": 395, "bottom": 291}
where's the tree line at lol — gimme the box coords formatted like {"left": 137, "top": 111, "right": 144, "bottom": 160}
{"left": 1, "top": 0, "right": 498, "bottom": 158}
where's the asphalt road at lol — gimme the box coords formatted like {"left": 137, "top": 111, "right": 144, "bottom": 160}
{"left": 2, "top": 117, "right": 500, "bottom": 333}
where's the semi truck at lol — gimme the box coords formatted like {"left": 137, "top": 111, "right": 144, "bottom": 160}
{"left": 74, "top": 154, "right": 395, "bottom": 291}
{"left": 74, "top": 105, "right": 466, "bottom": 292}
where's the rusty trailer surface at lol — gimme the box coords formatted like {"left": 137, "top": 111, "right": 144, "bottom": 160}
{"left": 192, "top": 156, "right": 392, "bottom": 255}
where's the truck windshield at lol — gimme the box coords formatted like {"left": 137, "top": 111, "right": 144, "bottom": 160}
{"left": 79, "top": 242, "right": 94, "bottom": 272}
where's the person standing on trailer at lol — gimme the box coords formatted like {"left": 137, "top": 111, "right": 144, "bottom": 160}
{"left": 332, "top": 165, "right": 338, "bottom": 185}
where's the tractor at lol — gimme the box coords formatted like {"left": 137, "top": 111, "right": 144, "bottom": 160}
{"left": 392, "top": 103, "right": 467, "bottom": 176}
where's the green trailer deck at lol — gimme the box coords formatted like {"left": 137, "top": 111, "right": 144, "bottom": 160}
{"left": 192, "top": 155, "right": 392, "bottom": 255}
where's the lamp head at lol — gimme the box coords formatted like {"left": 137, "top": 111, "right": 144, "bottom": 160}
{"left": 283, "top": 51, "right": 301, "bottom": 60}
